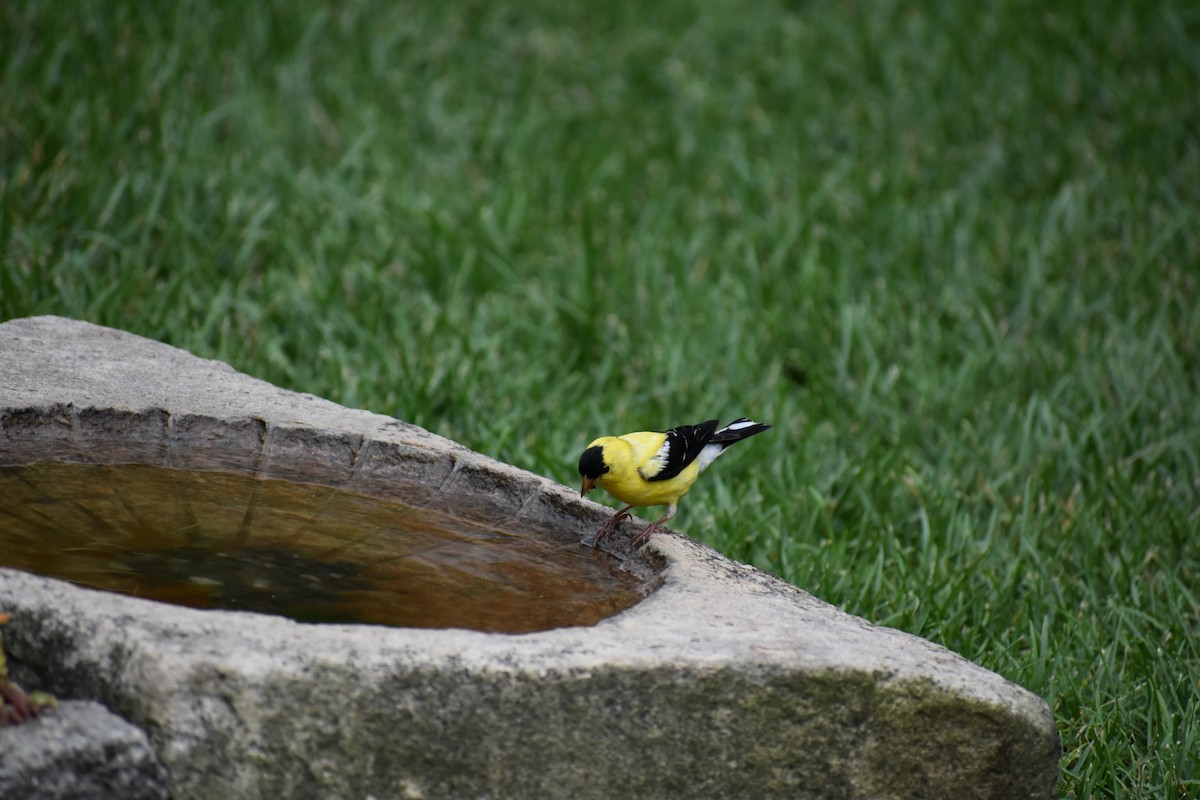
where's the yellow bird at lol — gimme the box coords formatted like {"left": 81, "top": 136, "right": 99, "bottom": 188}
{"left": 578, "top": 418, "right": 771, "bottom": 547}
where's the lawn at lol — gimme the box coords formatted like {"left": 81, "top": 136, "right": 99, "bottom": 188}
{"left": 3, "top": 0, "right": 1199, "bottom": 796}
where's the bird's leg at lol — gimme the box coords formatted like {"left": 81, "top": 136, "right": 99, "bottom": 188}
{"left": 593, "top": 505, "right": 635, "bottom": 545}
{"left": 631, "top": 506, "right": 676, "bottom": 548}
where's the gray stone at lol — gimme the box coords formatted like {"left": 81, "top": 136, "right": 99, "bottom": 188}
{"left": 0, "top": 316, "right": 1060, "bottom": 800}
{"left": 0, "top": 700, "right": 171, "bottom": 800}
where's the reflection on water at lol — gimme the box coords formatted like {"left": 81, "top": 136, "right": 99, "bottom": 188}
{"left": 0, "top": 462, "right": 648, "bottom": 633}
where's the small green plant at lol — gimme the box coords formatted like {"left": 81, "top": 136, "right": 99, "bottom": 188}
{"left": 0, "top": 613, "right": 57, "bottom": 726}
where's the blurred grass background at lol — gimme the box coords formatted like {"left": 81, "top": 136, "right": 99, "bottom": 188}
{"left": 2, "top": 0, "right": 1199, "bottom": 795}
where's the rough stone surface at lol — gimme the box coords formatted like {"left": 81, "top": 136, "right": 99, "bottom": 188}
{"left": 0, "top": 316, "right": 1060, "bottom": 800}
{"left": 0, "top": 699, "right": 172, "bottom": 800}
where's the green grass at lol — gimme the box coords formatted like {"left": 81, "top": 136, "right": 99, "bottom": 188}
{"left": 3, "top": 0, "right": 1199, "bottom": 795}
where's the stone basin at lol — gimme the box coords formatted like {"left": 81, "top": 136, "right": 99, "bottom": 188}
{"left": 0, "top": 316, "right": 1059, "bottom": 800}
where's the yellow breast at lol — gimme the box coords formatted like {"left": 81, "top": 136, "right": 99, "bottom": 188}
{"left": 593, "top": 433, "right": 701, "bottom": 509}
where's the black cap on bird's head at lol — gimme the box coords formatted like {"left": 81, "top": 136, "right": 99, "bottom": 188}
{"left": 578, "top": 444, "right": 609, "bottom": 496}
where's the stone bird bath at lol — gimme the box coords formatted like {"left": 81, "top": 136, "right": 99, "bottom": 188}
{"left": 0, "top": 316, "right": 1059, "bottom": 800}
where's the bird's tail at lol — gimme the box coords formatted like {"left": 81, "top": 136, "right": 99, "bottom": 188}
{"left": 695, "top": 418, "right": 771, "bottom": 473}
{"left": 711, "top": 417, "right": 771, "bottom": 446}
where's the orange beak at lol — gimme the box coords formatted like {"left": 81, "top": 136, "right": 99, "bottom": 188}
{"left": 581, "top": 476, "right": 596, "bottom": 496}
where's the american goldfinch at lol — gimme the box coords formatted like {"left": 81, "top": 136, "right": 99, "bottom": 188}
{"left": 578, "top": 418, "right": 771, "bottom": 547}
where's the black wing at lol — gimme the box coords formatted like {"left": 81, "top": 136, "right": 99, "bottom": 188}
{"left": 640, "top": 419, "right": 721, "bottom": 482}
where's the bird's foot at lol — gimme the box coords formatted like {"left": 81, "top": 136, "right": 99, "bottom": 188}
{"left": 630, "top": 521, "right": 664, "bottom": 549}
{"left": 589, "top": 506, "right": 633, "bottom": 547}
